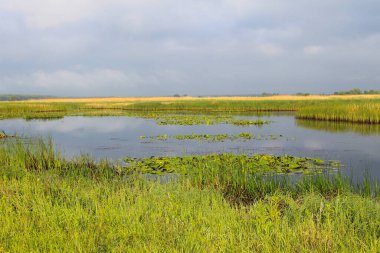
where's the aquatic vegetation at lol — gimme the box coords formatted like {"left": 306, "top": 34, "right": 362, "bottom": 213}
{"left": 238, "top": 132, "right": 253, "bottom": 139}
{"left": 231, "top": 119, "right": 271, "bottom": 126}
{"left": 146, "top": 114, "right": 271, "bottom": 126}
{"left": 0, "top": 138, "right": 378, "bottom": 252}
{"left": 122, "top": 153, "right": 339, "bottom": 175}
{"left": 152, "top": 114, "right": 231, "bottom": 125}
{"left": 140, "top": 132, "right": 282, "bottom": 142}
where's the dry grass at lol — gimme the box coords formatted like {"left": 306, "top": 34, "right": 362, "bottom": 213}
{"left": 25, "top": 96, "right": 197, "bottom": 103}
{"left": 23, "top": 94, "right": 380, "bottom": 104}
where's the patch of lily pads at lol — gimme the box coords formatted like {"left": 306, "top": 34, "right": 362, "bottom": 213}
{"left": 140, "top": 132, "right": 282, "bottom": 142}
{"left": 140, "top": 114, "right": 271, "bottom": 126}
{"left": 122, "top": 153, "right": 340, "bottom": 175}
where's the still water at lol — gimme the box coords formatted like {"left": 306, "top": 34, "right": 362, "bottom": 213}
{"left": 1, "top": 115, "right": 379, "bottom": 180}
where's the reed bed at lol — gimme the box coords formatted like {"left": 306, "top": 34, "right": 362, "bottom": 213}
{"left": 297, "top": 102, "right": 380, "bottom": 124}
{"left": 25, "top": 94, "right": 380, "bottom": 103}
{"left": 0, "top": 139, "right": 379, "bottom": 252}
{"left": 2, "top": 96, "right": 380, "bottom": 124}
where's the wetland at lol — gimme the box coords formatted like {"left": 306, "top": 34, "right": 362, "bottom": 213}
{"left": 1, "top": 113, "right": 379, "bottom": 181}
{"left": 1, "top": 97, "right": 380, "bottom": 252}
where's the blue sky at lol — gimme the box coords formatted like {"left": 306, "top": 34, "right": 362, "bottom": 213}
{"left": 0, "top": 0, "right": 380, "bottom": 96}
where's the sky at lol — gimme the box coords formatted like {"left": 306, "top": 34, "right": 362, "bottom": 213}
{"left": 0, "top": 0, "right": 380, "bottom": 97}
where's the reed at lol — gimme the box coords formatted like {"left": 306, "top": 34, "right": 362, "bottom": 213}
{"left": 296, "top": 102, "right": 380, "bottom": 124}
{"left": 0, "top": 138, "right": 379, "bottom": 252}
{"left": 2, "top": 95, "right": 380, "bottom": 124}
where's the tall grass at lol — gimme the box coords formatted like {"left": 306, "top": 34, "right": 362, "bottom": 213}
{"left": 2, "top": 96, "right": 380, "bottom": 124}
{"left": 0, "top": 139, "right": 379, "bottom": 252}
{"left": 297, "top": 102, "right": 380, "bottom": 124}
{"left": 0, "top": 102, "right": 80, "bottom": 119}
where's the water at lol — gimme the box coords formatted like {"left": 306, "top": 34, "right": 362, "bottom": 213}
{"left": 1, "top": 115, "right": 379, "bottom": 181}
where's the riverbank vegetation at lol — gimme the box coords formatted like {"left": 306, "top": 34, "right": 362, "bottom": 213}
{"left": 296, "top": 102, "right": 380, "bottom": 124}
{"left": 0, "top": 139, "right": 379, "bottom": 252}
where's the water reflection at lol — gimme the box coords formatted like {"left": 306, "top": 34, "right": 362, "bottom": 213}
{"left": 0, "top": 115, "right": 379, "bottom": 181}
{"left": 296, "top": 119, "right": 380, "bottom": 135}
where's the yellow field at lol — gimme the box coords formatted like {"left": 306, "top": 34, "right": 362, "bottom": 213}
{"left": 24, "top": 94, "right": 380, "bottom": 103}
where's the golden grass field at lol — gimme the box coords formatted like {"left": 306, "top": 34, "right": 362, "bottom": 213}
{"left": 24, "top": 94, "right": 380, "bottom": 103}
{"left": 1, "top": 94, "right": 379, "bottom": 123}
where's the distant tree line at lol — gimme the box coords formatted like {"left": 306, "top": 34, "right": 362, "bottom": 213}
{"left": 0, "top": 94, "right": 54, "bottom": 101}
{"left": 260, "top": 92, "right": 280, "bottom": 97}
{"left": 333, "top": 88, "right": 380, "bottom": 95}
{"left": 173, "top": 94, "right": 188, "bottom": 97}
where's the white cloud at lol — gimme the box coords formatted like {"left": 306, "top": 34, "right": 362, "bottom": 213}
{"left": 0, "top": 68, "right": 189, "bottom": 96}
{"left": 303, "top": 46, "right": 324, "bottom": 55}
{"left": 31, "top": 69, "right": 139, "bottom": 89}
{"left": 0, "top": 0, "right": 101, "bottom": 29}
{"left": 0, "top": 69, "right": 140, "bottom": 95}
{"left": 0, "top": 0, "right": 298, "bottom": 31}
{"left": 257, "top": 43, "right": 283, "bottom": 56}
{"left": 0, "top": 0, "right": 380, "bottom": 95}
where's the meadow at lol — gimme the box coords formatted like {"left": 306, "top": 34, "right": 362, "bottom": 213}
{"left": 1, "top": 95, "right": 380, "bottom": 124}
{"left": 0, "top": 139, "right": 379, "bottom": 252}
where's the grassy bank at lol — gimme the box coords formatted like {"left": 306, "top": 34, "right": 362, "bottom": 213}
{"left": 0, "top": 139, "right": 379, "bottom": 252}
{"left": 1, "top": 95, "right": 380, "bottom": 124}
{"left": 296, "top": 102, "right": 380, "bottom": 124}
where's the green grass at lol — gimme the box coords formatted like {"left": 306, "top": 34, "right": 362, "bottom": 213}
{"left": 2, "top": 97, "right": 380, "bottom": 124}
{"left": 0, "top": 139, "right": 379, "bottom": 252}
{"left": 123, "top": 99, "right": 304, "bottom": 112}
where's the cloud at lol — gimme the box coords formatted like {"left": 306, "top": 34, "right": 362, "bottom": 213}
{"left": 303, "top": 46, "right": 324, "bottom": 55}
{"left": 0, "top": 68, "right": 190, "bottom": 96}
{"left": 0, "top": 69, "right": 137, "bottom": 95}
{"left": 0, "top": 0, "right": 380, "bottom": 95}
{"left": 33, "top": 69, "right": 136, "bottom": 89}
{"left": 0, "top": 0, "right": 100, "bottom": 29}
{"left": 257, "top": 43, "right": 283, "bottom": 56}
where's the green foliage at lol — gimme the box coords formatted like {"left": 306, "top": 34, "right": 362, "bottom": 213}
{"left": 122, "top": 153, "right": 337, "bottom": 175}
{"left": 0, "top": 94, "right": 54, "bottom": 101}
{"left": 144, "top": 114, "right": 271, "bottom": 126}
{"left": 140, "top": 132, "right": 281, "bottom": 142}
{"left": 334, "top": 88, "right": 380, "bottom": 95}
